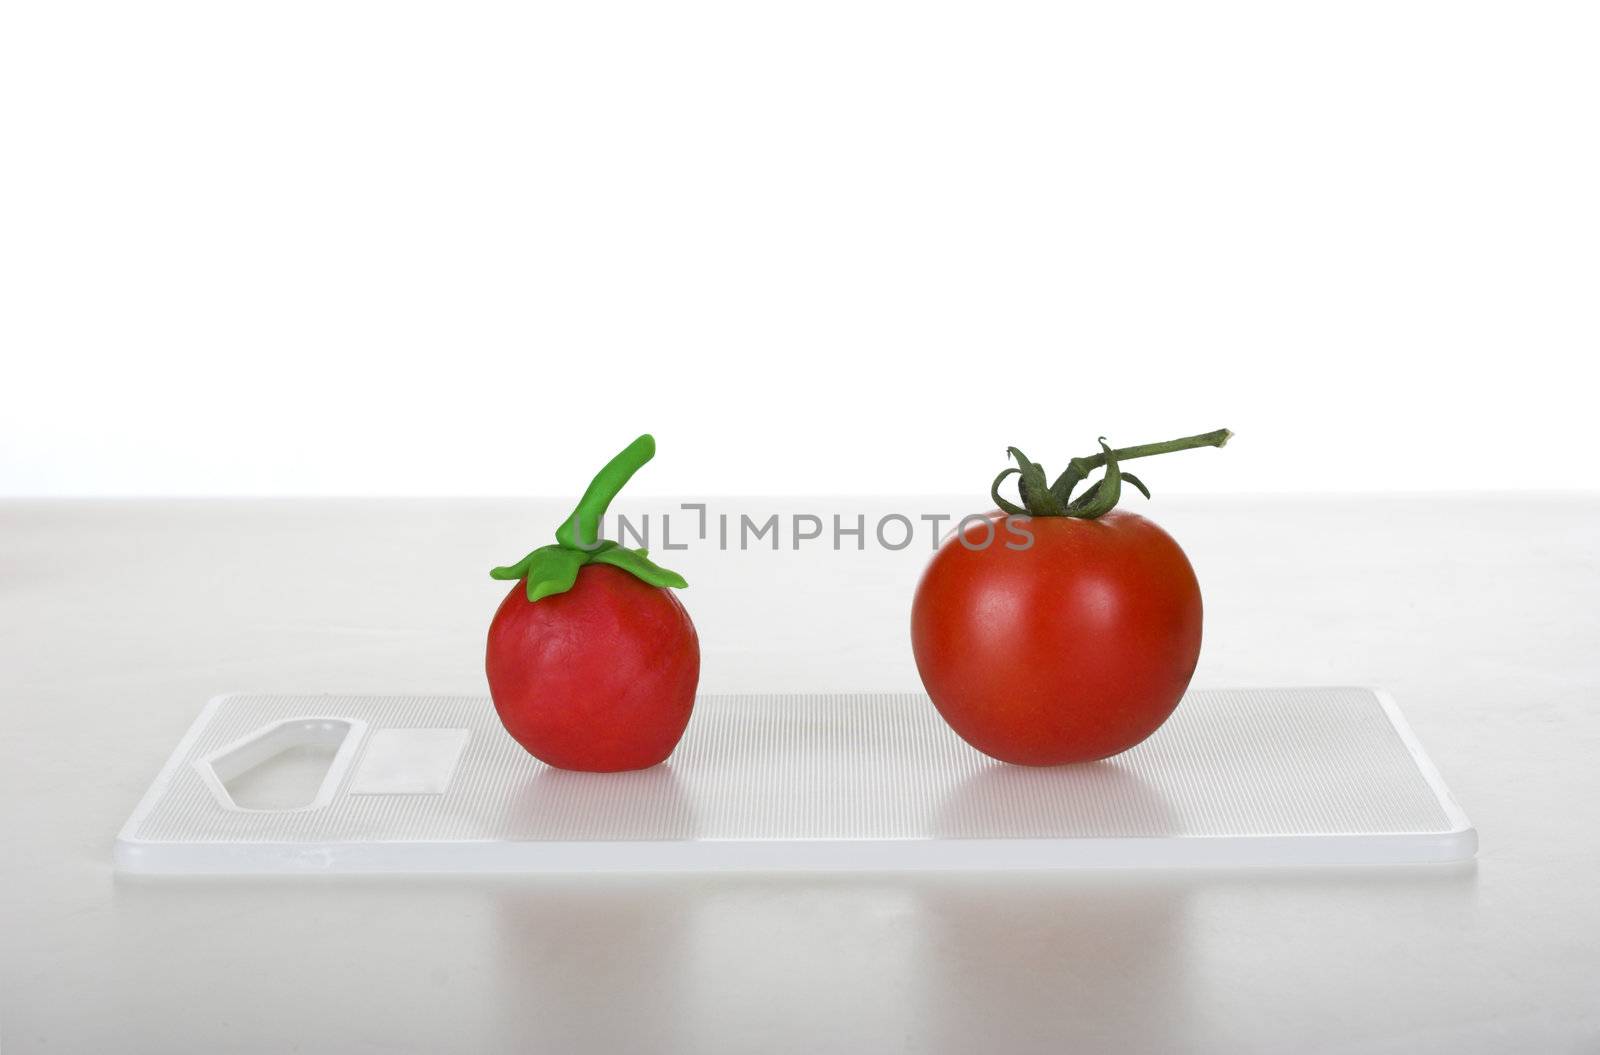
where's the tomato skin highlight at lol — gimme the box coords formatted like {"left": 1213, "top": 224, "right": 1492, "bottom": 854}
{"left": 911, "top": 510, "right": 1202, "bottom": 765}
{"left": 486, "top": 563, "right": 700, "bottom": 772}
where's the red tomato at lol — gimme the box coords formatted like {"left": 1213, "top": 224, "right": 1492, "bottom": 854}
{"left": 911, "top": 509, "right": 1202, "bottom": 765}
{"left": 487, "top": 563, "right": 700, "bottom": 772}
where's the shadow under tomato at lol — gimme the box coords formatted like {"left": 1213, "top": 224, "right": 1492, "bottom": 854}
{"left": 933, "top": 757, "right": 1179, "bottom": 839}
{"left": 497, "top": 761, "right": 701, "bottom": 841}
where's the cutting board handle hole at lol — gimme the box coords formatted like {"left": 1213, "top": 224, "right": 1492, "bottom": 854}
{"left": 196, "top": 717, "right": 366, "bottom": 812}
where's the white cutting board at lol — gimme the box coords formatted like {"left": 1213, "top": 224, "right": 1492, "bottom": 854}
{"left": 115, "top": 687, "right": 1474, "bottom": 874}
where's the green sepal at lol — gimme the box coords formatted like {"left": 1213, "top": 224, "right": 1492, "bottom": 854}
{"left": 496, "top": 544, "right": 585, "bottom": 601}
{"left": 1067, "top": 440, "right": 1122, "bottom": 518}
{"left": 990, "top": 467, "right": 1026, "bottom": 516}
{"left": 489, "top": 552, "right": 537, "bottom": 581}
{"left": 1121, "top": 471, "right": 1151, "bottom": 500}
{"left": 491, "top": 540, "right": 621, "bottom": 582}
{"left": 590, "top": 545, "right": 688, "bottom": 589}
{"left": 1067, "top": 478, "right": 1103, "bottom": 511}
{"left": 1009, "top": 448, "right": 1067, "bottom": 516}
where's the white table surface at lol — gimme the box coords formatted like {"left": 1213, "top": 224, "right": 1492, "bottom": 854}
{"left": 2, "top": 495, "right": 1597, "bottom": 1053}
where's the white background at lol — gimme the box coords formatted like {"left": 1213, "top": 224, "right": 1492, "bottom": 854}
{"left": 2, "top": 1, "right": 1595, "bottom": 498}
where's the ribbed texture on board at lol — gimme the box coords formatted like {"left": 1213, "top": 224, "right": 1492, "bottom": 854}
{"left": 130, "top": 688, "right": 1452, "bottom": 845}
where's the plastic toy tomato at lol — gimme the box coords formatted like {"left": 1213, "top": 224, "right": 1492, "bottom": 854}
{"left": 911, "top": 429, "right": 1230, "bottom": 766}
{"left": 486, "top": 435, "right": 699, "bottom": 772}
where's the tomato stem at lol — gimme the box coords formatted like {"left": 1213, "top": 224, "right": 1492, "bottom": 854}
{"left": 994, "top": 428, "right": 1232, "bottom": 520}
{"left": 1060, "top": 429, "right": 1232, "bottom": 484}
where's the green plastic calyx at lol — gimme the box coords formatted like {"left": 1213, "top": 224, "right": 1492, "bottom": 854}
{"left": 490, "top": 434, "right": 688, "bottom": 602}
{"left": 991, "top": 428, "right": 1232, "bottom": 520}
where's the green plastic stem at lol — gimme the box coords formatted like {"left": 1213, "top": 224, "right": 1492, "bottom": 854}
{"left": 491, "top": 434, "right": 688, "bottom": 602}
{"left": 555, "top": 434, "right": 657, "bottom": 551}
